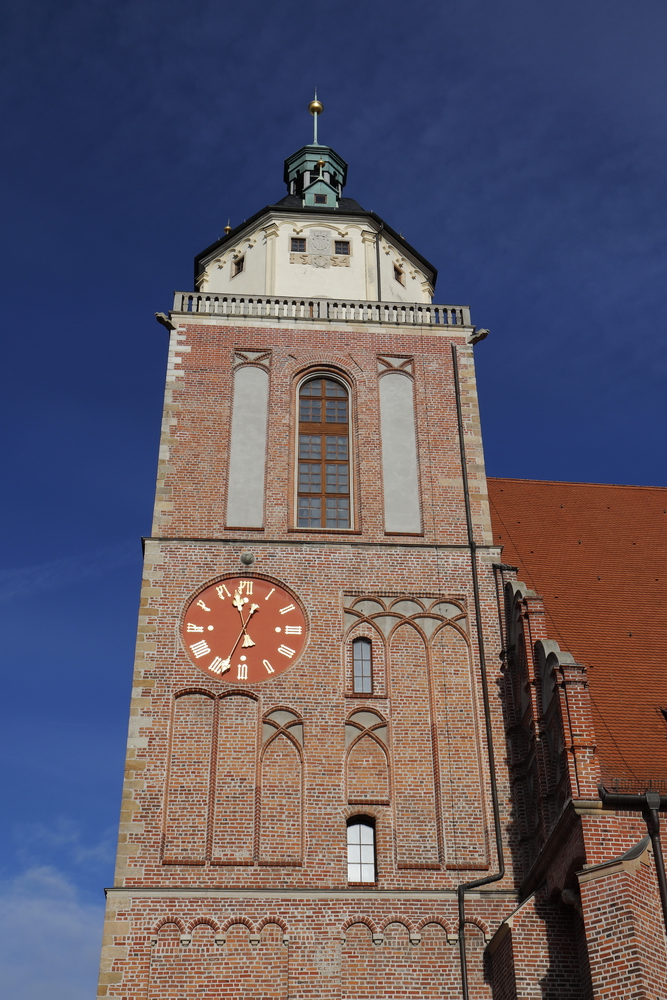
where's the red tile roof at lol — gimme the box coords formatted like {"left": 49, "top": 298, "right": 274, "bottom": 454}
{"left": 487, "top": 477, "right": 667, "bottom": 790}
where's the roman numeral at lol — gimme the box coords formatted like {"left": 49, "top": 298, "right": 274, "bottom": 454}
{"left": 190, "top": 640, "right": 211, "bottom": 658}
{"left": 237, "top": 663, "right": 248, "bottom": 680}
{"left": 263, "top": 659, "right": 275, "bottom": 674}
{"left": 265, "top": 588, "right": 275, "bottom": 601}
{"left": 196, "top": 600, "right": 211, "bottom": 612}
{"left": 238, "top": 580, "right": 253, "bottom": 595}
{"left": 279, "top": 604, "right": 295, "bottom": 615}
{"left": 186, "top": 623, "right": 204, "bottom": 633}
{"left": 216, "top": 583, "right": 231, "bottom": 600}
{"left": 285, "top": 625, "right": 302, "bottom": 635}
{"left": 209, "top": 657, "right": 230, "bottom": 675}
{"left": 278, "top": 645, "right": 295, "bottom": 658}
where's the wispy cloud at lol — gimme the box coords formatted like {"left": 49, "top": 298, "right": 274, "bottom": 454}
{"left": 0, "top": 867, "right": 104, "bottom": 1000}
{"left": 14, "top": 819, "right": 116, "bottom": 871}
{"left": 0, "top": 542, "right": 138, "bottom": 603}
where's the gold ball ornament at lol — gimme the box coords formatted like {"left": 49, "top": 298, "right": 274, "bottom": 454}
{"left": 308, "top": 99, "right": 324, "bottom": 116}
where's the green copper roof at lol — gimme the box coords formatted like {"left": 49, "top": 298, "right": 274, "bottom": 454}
{"left": 283, "top": 144, "right": 348, "bottom": 209}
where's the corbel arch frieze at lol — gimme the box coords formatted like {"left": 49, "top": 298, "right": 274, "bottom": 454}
{"left": 186, "top": 915, "right": 221, "bottom": 936}
{"left": 459, "top": 915, "right": 492, "bottom": 942}
{"left": 151, "top": 915, "right": 186, "bottom": 938}
{"left": 339, "top": 914, "right": 382, "bottom": 944}
{"left": 416, "top": 915, "right": 458, "bottom": 943}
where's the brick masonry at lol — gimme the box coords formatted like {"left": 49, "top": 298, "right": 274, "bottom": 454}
{"left": 97, "top": 312, "right": 667, "bottom": 998}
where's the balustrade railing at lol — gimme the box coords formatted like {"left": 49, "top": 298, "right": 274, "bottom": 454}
{"left": 171, "top": 292, "right": 471, "bottom": 328}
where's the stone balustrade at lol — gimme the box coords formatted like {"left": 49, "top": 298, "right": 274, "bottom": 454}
{"left": 172, "top": 292, "right": 471, "bottom": 328}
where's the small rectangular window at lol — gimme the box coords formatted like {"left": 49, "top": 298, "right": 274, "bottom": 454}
{"left": 353, "top": 638, "right": 372, "bottom": 693}
{"left": 291, "top": 238, "right": 306, "bottom": 252}
{"left": 335, "top": 240, "right": 350, "bottom": 255}
{"left": 393, "top": 265, "right": 404, "bottom": 284}
{"left": 234, "top": 257, "right": 245, "bottom": 276}
{"left": 347, "top": 820, "right": 376, "bottom": 882}
{"left": 314, "top": 194, "right": 327, "bottom": 204}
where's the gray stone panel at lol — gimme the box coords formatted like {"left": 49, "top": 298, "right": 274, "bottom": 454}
{"left": 226, "top": 366, "right": 269, "bottom": 527}
{"left": 379, "top": 372, "right": 421, "bottom": 533}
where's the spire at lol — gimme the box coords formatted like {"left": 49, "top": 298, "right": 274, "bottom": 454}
{"left": 283, "top": 94, "right": 347, "bottom": 209}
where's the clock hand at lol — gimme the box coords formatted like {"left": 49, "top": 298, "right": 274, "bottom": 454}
{"left": 240, "top": 603, "right": 260, "bottom": 647}
{"left": 219, "top": 603, "right": 261, "bottom": 670}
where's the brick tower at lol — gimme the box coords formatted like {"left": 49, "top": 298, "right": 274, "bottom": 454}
{"left": 97, "top": 99, "right": 517, "bottom": 999}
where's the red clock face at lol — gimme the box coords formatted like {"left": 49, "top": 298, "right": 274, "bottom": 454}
{"left": 181, "top": 576, "right": 307, "bottom": 684}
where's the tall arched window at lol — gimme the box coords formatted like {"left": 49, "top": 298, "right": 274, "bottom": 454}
{"left": 297, "top": 377, "right": 350, "bottom": 529}
{"left": 347, "top": 817, "right": 376, "bottom": 882}
{"left": 352, "top": 638, "right": 372, "bottom": 693}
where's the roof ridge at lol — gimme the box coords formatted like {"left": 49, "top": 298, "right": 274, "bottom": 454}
{"left": 487, "top": 477, "right": 667, "bottom": 492}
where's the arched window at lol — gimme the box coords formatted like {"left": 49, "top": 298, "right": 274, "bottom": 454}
{"left": 347, "top": 817, "right": 376, "bottom": 882}
{"left": 297, "top": 377, "right": 350, "bottom": 529}
{"left": 352, "top": 637, "right": 372, "bottom": 693}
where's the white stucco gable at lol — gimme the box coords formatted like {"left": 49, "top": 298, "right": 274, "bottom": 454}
{"left": 196, "top": 210, "right": 435, "bottom": 304}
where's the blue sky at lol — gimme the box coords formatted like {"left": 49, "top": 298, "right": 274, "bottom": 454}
{"left": 2, "top": 1, "right": 666, "bottom": 995}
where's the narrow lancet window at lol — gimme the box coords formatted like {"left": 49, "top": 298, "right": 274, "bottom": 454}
{"left": 297, "top": 377, "right": 350, "bottom": 529}
{"left": 353, "top": 638, "right": 372, "bottom": 693}
{"left": 347, "top": 818, "right": 376, "bottom": 882}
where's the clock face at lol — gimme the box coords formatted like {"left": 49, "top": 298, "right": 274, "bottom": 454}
{"left": 181, "top": 576, "right": 308, "bottom": 684}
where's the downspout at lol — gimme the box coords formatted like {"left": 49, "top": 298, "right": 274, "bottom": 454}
{"left": 598, "top": 786, "right": 667, "bottom": 934}
{"left": 451, "top": 344, "right": 505, "bottom": 1000}
{"left": 375, "top": 221, "right": 384, "bottom": 302}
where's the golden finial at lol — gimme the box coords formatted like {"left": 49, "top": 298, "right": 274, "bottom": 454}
{"left": 308, "top": 90, "right": 323, "bottom": 143}
{"left": 224, "top": 219, "right": 232, "bottom": 235}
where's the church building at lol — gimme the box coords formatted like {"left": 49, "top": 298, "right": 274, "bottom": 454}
{"left": 96, "top": 100, "right": 667, "bottom": 999}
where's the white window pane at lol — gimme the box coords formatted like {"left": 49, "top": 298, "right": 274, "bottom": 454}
{"left": 347, "top": 822, "right": 375, "bottom": 882}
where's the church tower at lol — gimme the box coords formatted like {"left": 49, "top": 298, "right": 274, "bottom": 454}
{"left": 97, "top": 100, "right": 514, "bottom": 999}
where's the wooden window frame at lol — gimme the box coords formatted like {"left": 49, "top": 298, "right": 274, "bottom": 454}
{"left": 393, "top": 264, "right": 404, "bottom": 285}
{"left": 233, "top": 256, "right": 245, "bottom": 277}
{"left": 314, "top": 193, "right": 328, "bottom": 204}
{"left": 335, "top": 240, "right": 350, "bottom": 256}
{"left": 294, "top": 373, "right": 354, "bottom": 532}
{"left": 291, "top": 237, "right": 306, "bottom": 252}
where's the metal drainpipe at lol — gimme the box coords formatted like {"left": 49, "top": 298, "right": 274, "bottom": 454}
{"left": 451, "top": 344, "right": 505, "bottom": 1000}
{"left": 375, "top": 221, "right": 384, "bottom": 302}
{"left": 598, "top": 786, "right": 667, "bottom": 934}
